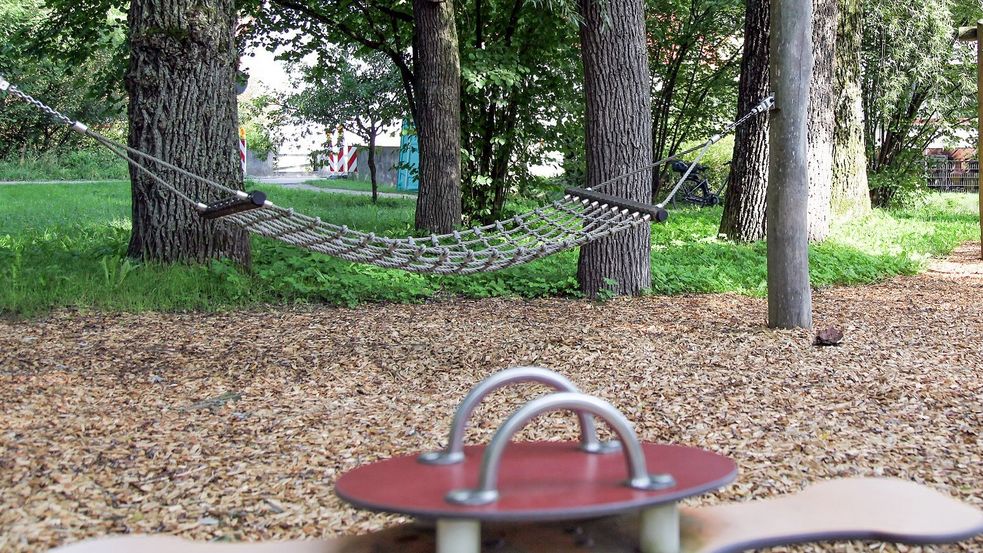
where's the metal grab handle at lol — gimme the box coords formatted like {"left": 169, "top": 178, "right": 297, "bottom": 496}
{"left": 445, "top": 392, "right": 675, "bottom": 505}
{"left": 419, "top": 367, "right": 619, "bottom": 465}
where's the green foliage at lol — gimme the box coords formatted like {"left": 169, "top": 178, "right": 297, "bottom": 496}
{"left": 867, "top": 165, "right": 932, "bottom": 209}
{"left": 239, "top": 0, "right": 745, "bottom": 221}
{"left": 0, "top": 0, "right": 126, "bottom": 158}
{"left": 247, "top": 1, "right": 413, "bottom": 71}
{"left": 0, "top": 149, "right": 128, "bottom": 181}
{"left": 1, "top": 183, "right": 977, "bottom": 317}
{"left": 249, "top": 0, "right": 586, "bottom": 223}
{"left": 647, "top": 0, "right": 743, "bottom": 184}
{"left": 457, "top": 3, "right": 584, "bottom": 223}
{"left": 536, "top": 0, "right": 743, "bottom": 199}
{"left": 594, "top": 278, "right": 621, "bottom": 302}
{"left": 238, "top": 92, "right": 284, "bottom": 160}
{"left": 861, "top": 0, "right": 978, "bottom": 176}
{"left": 289, "top": 50, "right": 405, "bottom": 150}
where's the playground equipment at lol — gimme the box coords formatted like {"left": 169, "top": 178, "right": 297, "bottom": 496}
{"left": 0, "top": 74, "right": 769, "bottom": 275}
{"left": 53, "top": 367, "right": 983, "bottom": 553}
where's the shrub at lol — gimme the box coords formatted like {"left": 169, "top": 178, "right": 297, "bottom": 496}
{"left": 868, "top": 167, "right": 930, "bottom": 209}
{"left": 0, "top": 149, "right": 128, "bottom": 181}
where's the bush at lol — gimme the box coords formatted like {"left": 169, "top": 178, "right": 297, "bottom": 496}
{"left": 693, "top": 135, "right": 735, "bottom": 190}
{"left": 512, "top": 175, "right": 565, "bottom": 203}
{"left": 0, "top": 149, "right": 129, "bottom": 181}
{"left": 868, "top": 167, "right": 930, "bottom": 209}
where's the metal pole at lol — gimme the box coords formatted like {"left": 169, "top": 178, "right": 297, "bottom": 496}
{"left": 767, "top": 0, "right": 814, "bottom": 329}
{"left": 436, "top": 519, "right": 480, "bottom": 553}
{"left": 978, "top": 19, "right": 982, "bottom": 259}
{"left": 639, "top": 503, "right": 680, "bottom": 553}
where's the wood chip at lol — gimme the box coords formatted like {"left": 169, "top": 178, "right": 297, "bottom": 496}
{"left": 0, "top": 243, "right": 980, "bottom": 553}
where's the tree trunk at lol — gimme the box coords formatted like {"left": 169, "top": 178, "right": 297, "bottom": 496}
{"left": 978, "top": 21, "right": 983, "bottom": 260}
{"left": 767, "top": 0, "right": 813, "bottom": 329}
{"left": 576, "top": 0, "right": 652, "bottom": 298}
{"left": 806, "top": 0, "right": 837, "bottom": 242}
{"left": 489, "top": 96, "right": 520, "bottom": 221}
{"left": 413, "top": 0, "right": 462, "bottom": 233}
{"left": 719, "top": 0, "right": 770, "bottom": 243}
{"left": 831, "top": 0, "right": 871, "bottom": 220}
{"left": 125, "top": 0, "right": 249, "bottom": 265}
{"left": 368, "top": 130, "right": 378, "bottom": 203}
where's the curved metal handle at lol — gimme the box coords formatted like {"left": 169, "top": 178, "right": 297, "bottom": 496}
{"left": 445, "top": 392, "right": 675, "bottom": 505}
{"left": 418, "top": 367, "right": 618, "bottom": 465}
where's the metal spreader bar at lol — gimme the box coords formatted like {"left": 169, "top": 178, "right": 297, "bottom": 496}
{"left": 201, "top": 191, "right": 268, "bottom": 220}
{"left": 565, "top": 187, "right": 670, "bottom": 223}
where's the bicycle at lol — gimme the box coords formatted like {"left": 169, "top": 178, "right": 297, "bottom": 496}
{"left": 668, "top": 159, "right": 726, "bottom": 207}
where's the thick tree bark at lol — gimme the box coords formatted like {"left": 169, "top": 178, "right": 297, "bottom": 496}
{"left": 413, "top": 0, "right": 462, "bottom": 233}
{"left": 768, "top": 0, "right": 814, "bottom": 329}
{"left": 125, "top": 0, "right": 249, "bottom": 265}
{"left": 806, "top": 0, "right": 837, "bottom": 242}
{"left": 721, "top": 0, "right": 836, "bottom": 244}
{"left": 576, "top": 0, "right": 652, "bottom": 298}
{"left": 719, "top": 0, "right": 770, "bottom": 243}
{"left": 831, "top": 0, "right": 871, "bottom": 219}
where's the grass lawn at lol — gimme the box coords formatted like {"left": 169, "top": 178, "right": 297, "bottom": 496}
{"left": 0, "top": 182, "right": 978, "bottom": 316}
{"left": 302, "top": 177, "right": 413, "bottom": 195}
{"left": 0, "top": 151, "right": 129, "bottom": 181}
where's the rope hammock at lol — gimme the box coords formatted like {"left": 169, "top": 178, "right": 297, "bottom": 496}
{"left": 0, "top": 74, "right": 773, "bottom": 275}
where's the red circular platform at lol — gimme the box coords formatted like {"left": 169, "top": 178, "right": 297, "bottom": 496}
{"left": 335, "top": 442, "right": 737, "bottom": 521}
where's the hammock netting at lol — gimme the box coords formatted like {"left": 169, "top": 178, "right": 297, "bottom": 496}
{"left": 0, "top": 73, "right": 772, "bottom": 275}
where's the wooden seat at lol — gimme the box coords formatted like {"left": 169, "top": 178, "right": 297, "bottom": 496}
{"left": 51, "top": 478, "right": 983, "bottom": 553}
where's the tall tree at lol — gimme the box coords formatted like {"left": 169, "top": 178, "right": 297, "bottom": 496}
{"left": 647, "top": 0, "right": 743, "bottom": 198}
{"left": 126, "top": 0, "right": 250, "bottom": 264}
{"left": 720, "top": 0, "right": 840, "bottom": 243}
{"left": 413, "top": 0, "right": 463, "bottom": 233}
{"left": 253, "top": 0, "right": 463, "bottom": 231}
{"left": 806, "top": 0, "right": 837, "bottom": 242}
{"left": 576, "top": 0, "right": 653, "bottom": 297}
{"left": 862, "top": 0, "right": 976, "bottom": 206}
{"left": 719, "top": 0, "right": 770, "bottom": 242}
{"left": 291, "top": 51, "right": 404, "bottom": 202}
{"left": 830, "top": 0, "right": 871, "bottom": 219}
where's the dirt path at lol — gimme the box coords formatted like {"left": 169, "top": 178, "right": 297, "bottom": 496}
{"left": 1, "top": 245, "right": 981, "bottom": 552}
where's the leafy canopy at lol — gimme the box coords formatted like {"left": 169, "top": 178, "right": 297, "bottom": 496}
{"left": 289, "top": 50, "right": 405, "bottom": 143}
{"left": 0, "top": 0, "right": 126, "bottom": 157}
{"left": 862, "top": 0, "right": 979, "bottom": 177}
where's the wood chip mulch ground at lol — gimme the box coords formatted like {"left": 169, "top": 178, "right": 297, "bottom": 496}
{"left": 1, "top": 243, "right": 981, "bottom": 553}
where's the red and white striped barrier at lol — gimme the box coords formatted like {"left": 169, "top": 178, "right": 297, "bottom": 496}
{"left": 327, "top": 146, "right": 358, "bottom": 174}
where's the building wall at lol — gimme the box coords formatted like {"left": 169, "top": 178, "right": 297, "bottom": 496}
{"left": 350, "top": 146, "right": 400, "bottom": 185}
{"left": 245, "top": 154, "right": 275, "bottom": 177}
